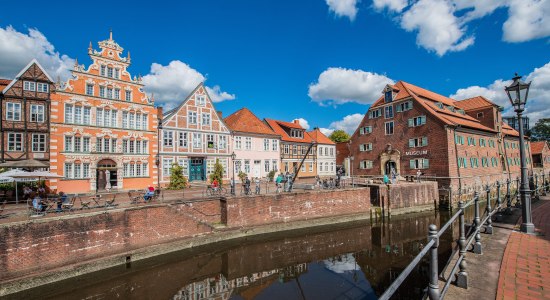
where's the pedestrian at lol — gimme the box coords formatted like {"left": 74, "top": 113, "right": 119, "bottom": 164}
{"left": 255, "top": 177, "right": 261, "bottom": 194}
{"left": 275, "top": 173, "right": 283, "bottom": 193}
{"left": 244, "top": 177, "right": 251, "bottom": 195}
{"left": 416, "top": 170, "right": 422, "bottom": 183}
{"left": 391, "top": 167, "right": 397, "bottom": 184}
{"left": 383, "top": 174, "right": 389, "bottom": 185}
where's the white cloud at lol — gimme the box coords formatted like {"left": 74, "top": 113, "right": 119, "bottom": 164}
{"left": 320, "top": 128, "right": 335, "bottom": 136}
{"left": 372, "top": 0, "right": 408, "bottom": 12}
{"left": 293, "top": 118, "right": 311, "bottom": 130}
{"left": 308, "top": 67, "right": 394, "bottom": 105}
{"left": 327, "top": 113, "right": 364, "bottom": 134}
{"left": 326, "top": 0, "right": 359, "bottom": 21}
{"left": 0, "top": 26, "right": 74, "bottom": 81}
{"left": 142, "top": 60, "right": 235, "bottom": 107}
{"left": 451, "top": 61, "right": 550, "bottom": 123}
{"left": 401, "top": 0, "right": 474, "bottom": 56}
{"left": 503, "top": 0, "right": 550, "bottom": 43}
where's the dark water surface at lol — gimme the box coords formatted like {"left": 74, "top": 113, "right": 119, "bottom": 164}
{"left": 10, "top": 210, "right": 459, "bottom": 300}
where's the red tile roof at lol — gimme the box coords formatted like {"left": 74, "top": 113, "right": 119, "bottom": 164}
{"left": 224, "top": 108, "right": 279, "bottom": 136}
{"left": 307, "top": 128, "right": 335, "bottom": 145}
{"left": 0, "top": 78, "right": 12, "bottom": 91}
{"left": 265, "top": 118, "right": 313, "bottom": 143}
{"left": 531, "top": 141, "right": 548, "bottom": 155}
{"left": 502, "top": 123, "right": 520, "bottom": 137}
{"left": 455, "top": 96, "right": 497, "bottom": 111}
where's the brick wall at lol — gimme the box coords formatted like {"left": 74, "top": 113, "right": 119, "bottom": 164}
{"left": 225, "top": 189, "right": 371, "bottom": 227}
{"left": 382, "top": 182, "right": 439, "bottom": 211}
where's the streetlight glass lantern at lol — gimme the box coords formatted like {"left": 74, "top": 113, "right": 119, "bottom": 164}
{"left": 505, "top": 73, "right": 531, "bottom": 111}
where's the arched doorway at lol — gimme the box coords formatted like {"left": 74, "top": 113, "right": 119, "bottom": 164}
{"left": 385, "top": 160, "right": 397, "bottom": 175}
{"left": 97, "top": 159, "right": 117, "bottom": 191}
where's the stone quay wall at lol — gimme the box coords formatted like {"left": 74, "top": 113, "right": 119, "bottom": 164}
{"left": 381, "top": 182, "right": 439, "bottom": 215}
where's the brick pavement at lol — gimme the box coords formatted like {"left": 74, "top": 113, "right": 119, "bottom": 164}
{"left": 496, "top": 196, "right": 550, "bottom": 300}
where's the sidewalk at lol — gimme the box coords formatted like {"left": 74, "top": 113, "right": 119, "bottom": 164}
{"left": 496, "top": 196, "right": 550, "bottom": 300}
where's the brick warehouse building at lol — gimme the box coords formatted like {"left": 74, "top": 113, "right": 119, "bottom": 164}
{"left": 50, "top": 32, "right": 161, "bottom": 193}
{"left": 349, "top": 81, "right": 531, "bottom": 190}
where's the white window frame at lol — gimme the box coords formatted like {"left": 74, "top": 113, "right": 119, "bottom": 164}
{"left": 6, "top": 102, "right": 21, "bottom": 121}
{"left": 37, "top": 82, "right": 49, "bottom": 93}
{"left": 23, "top": 81, "right": 36, "bottom": 91}
{"left": 7, "top": 132, "right": 23, "bottom": 151}
{"left": 30, "top": 104, "right": 45, "bottom": 122}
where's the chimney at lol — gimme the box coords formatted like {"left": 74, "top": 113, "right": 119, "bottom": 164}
{"left": 293, "top": 119, "right": 300, "bottom": 125}
{"left": 217, "top": 111, "right": 223, "bottom": 118}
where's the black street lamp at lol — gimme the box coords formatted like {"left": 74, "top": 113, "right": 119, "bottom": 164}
{"left": 231, "top": 151, "right": 236, "bottom": 195}
{"left": 505, "top": 73, "right": 534, "bottom": 234}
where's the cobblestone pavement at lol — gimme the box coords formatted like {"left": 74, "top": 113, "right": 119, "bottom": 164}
{"left": 496, "top": 196, "right": 550, "bottom": 300}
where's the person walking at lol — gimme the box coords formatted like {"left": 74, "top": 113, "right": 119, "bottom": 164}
{"left": 416, "top": 170, "right": 422, "bottom": 183}
{"left": 275, "top": 173, "right": 283, "bottom": 193}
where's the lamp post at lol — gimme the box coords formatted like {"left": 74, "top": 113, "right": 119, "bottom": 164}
{"left": 505, "top": 73, "right": 534, "bottom": 234}
{"left": 231, "top": 151, "right": 236, "bottom": 196}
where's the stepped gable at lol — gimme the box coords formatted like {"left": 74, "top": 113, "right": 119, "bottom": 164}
{"left": 224, "top": 107, "right": 279, "bottom": 136}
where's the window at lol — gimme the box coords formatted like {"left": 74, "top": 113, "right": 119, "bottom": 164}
{"left": 218, "top": 135, "right": 227, "bottom": 150}
{"left": 107, "top": 88, "right": 113, "bottom": 99}
{"left": 409, "top": 137, "right": 428, "bottom": 147}
{"left": 272, "top": 139, "right": 278, "bottom": 151}
{"left": 479, "top": 138, "right": 486, "bottom": 147}
{"left": 408, "top": 116, "right": 427, "bottom": 127}
{"left": 369, "top": 109, "right": 381, "bottom": 119}
{"left": 245, "top": 137, "right": 252, "bottom": 150}
{"left": 125, "top": 90, "right": 132, "bottom": 101}
{"left": 458, "top": 157, "right": 468, "bottom": 168}
{"left": 272, "top": 159, "right": 278, "bottom": 172}
{"left": 264, "top": 139, "right": 269, "bottom": 151}
{"left": 264, "top": 160, "right": 270, "bottom": 172}
{"left": 360, "top": 160, "right": 373, "bottom": 169}
{"left": 100, "top": 65, "right": 106, "bottom": 76}
{"left": 301, "top": 163, "right": 306, "bottom": 172}
{"left": 99, "top": 86, "right": 106, "bottom": 98}
{"left": 64, "top": 136, "right": 73, "bottom": 152}
{"left": 31, "top": 134, "right": 46, "bottom": 152}
{"left": 447, "top": 106, "right": 456, "bottom": 112}
{"left": 196, "top": 95, "right": 206, "bottom": 106}
{"left": 469, "top": 157, "right": 479, "bottom": 168}
{"left": 309, "top": 162, "right": 313, "bottom": 172}
{"left": 163, "top": 158, "right": 173, "bottom": 176}
{"left": 481, "top": 157, "right": 489, "bottom": 167}
{"left": 163, "top": 131, "right": 173, "bottom": 147}
{"left": 384, "top": 90, "right": 393, "bottom": 103}
{"left": 235, "top": 160, "right": 242, "bottom": 172}
{"left": 37, "top": 83, "right": 49, "bottom": 93}
{"left": 107, "top": 67, "right": 113, "bottom": 78}
{"left": 396, "top": 101, "right": 413, "bottom": 112}
{"left": 64, "top": 163, "right": 73, "bottom": 179}
{"left": 410, "top": 158, "right": 429, "bottom": 169}
{"left": 290, "top": 129, "right": 304, "bottom": 139}
{"left": 435, "top": 102, "right": 444, "bottom": 109}
{"left": 360, "top": 126, "right": 372, "bottom": 135}
{"left": 86, "top": 84, "right": 94, "bottom": 96}
{"left": 360, "top": 143, "right": 372, "bottom": 151}
{"left": 385, "top": 105, "right": 394, "bottom": 118}
{"left": 201, "top": 113, "right": 211, "bottom": 126}
{"left": 74, "top": 137, "right": 81, "bottom": 152}
{"left": 467, "top": 137, "right": 476, "bottom": 146}
{"left": 477, "top": 112, "right": 484, "bottom": 118}
{"left": 179, "top": 132, "right": 188, "bottom": 147}
{"left": 114, "top": 69, "right": 120, "bottom": 79}
{"left": 23, "top": 81, "right": 36, "bottom": 91}
{"left": 385, "top": 121, "right": 394, "bottom": 135}
{"left": 193, "top": 132, "right": 202, "bottom": 148}
{"left": 29, "top": 105, "right": 45, "bottom": 122}
{"left": 7, "top": 133, "right": 23, "bottom": 151}
{"left": 284, "top": 144, "right": 289, "bottom": 154}
{"left": 244, "top": 160, "right": 250, "bottom": 173}
{"left": 207, "top": 134, "right": 215, "bottom": 149}
{"left": 83, "top": 163, "right": 90, "bottom": 178}
{"left": 235, "top": 137, "right": 242, "bottom": 150}
{"left": 83, "top": 137, "right": 90, "bottom": 152}
{"left": 114, "top": 89, "right": 120, "bottom": 100}
{"left": 6, "top": 102, "right": 21, "bottom": 121}
{"left": 188, "top": 111, "right": 197, "bottom": 124}
{"left": 455, "top": 135, "right": 464, "bottom": 145}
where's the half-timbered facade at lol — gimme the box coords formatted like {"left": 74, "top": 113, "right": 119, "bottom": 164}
{"left": 160, "top": 83, "right": 231, "bottom": 183}
{"left": 0, "top": 60, "right": 54, "bottom": 165}
{"left": 50, "top": 32, "right": 161, "bottom": 193}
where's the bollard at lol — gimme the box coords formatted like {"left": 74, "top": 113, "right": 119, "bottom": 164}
{"left": 428, "top": 224, "right": 441, "bottom": 300}
{"left": 456, "top": 200, "right": 468, "bottom": 288}
{"left": 485, "top": 185, "right": 493, "bottom": 234}
{"left": 473, "top": 191, "right": 482, "bottom": 254}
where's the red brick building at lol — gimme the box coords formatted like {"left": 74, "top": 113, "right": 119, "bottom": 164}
{"left": 531, "top": 141, "right": 550, "bottom": 174}
{"left": 349, "top": 81, "right": 531, "bottom": 190}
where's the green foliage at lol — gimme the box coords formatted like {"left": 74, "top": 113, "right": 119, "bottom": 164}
{"left": 209, "top": 159, "right": 225, "bottom": 184}
{"left": 0, "top": 183, "right": 14, "bottom": 191}
{"left": 329, "top": 130, "right": 350, "bottom": 143}
{"left": 530, "top": 118, "right": 550, "bottom": 142}
{"left": 168, "top": 163, "right": 188, "bottom": 190}
{"left": 267, "top": 170, "right": 276, "bottom": 182}
{"left": 238, "top": 171, "right": 247, "bottom": 183}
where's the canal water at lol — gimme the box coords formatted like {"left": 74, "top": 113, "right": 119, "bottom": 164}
{"left": 10, "top": 210, "right": 460, "bottom": 300}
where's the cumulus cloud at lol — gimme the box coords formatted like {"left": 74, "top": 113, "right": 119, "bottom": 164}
{"left": 326, "top": 0, "right": 359, "bottom": 21}
{"left": 308, "top": 67, "right": 394, "bottom": 105}
{"left": 372, "top": 0, "right": 408, "bottom": 12}
{"left": 142, "top": 60, "right": 235, "bottom": 107}
{"left": 503, "top": 0, "right": 550, "bottom": 43}
{"left": 320, "top": 128, "right": 335, "bottom": 136}
{"left": 0, "top": 26, "right": 75, "bottom": 81}
{"left": 451, "top": 61, "right": 550, "bottom": 123}
{"left": 401, "top": 0, "right": 474, "bottom": 56}
{"left": 370, "top": 0, "right": 550, "bottom": 56}
{"left": 293, "top": 118, "right": 311, "bottom": 130}
{"left": 327, "top": 113, "right": 364, "bottom": 134}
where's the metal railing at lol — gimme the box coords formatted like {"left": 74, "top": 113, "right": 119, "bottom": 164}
{"left": 380, "top": 171, "right": 549, "bottom": 300}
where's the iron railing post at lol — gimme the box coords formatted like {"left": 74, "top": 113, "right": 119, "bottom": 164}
{"left": 496, "top": 180, "right": 502, "bottom": 208}
{"left": 515, "top": 177, "right": 521, "bottom": 208}
{"left": 505, "top": 178, "right": 512, "bottom": 214}
{"left": 534, "top": 174, "right": 539, "bottom": 199}
{"left": 485, "top": 184, "right": 493, "bottom": 234}
{"left": 428, "top": 224, "right": 440, "bottom": 300}
{"left": 543, "top": 172, "right": 547, "bottom": 195}
{"left": 473, "top": 191, "right": 482, "bottom": 254}
{"left": 456, "top": 200, "right": 468, "bottom": 288}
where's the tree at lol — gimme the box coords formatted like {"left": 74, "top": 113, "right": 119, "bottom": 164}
{"left": 209, "top": 159, "right": 225, "bottom": 184}
{"left": 329, "top": 130, "right": 351, "bottom": 143}
{"left": 530, "top": 118, "right": 550, "bottom": 141}
{"left": 168, "top": 163, "right": 188, "bottom": 190}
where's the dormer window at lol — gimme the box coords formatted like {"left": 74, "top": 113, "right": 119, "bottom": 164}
{"left": 290, "top": 129, "right": 303, "bottom": 139}
{"left": 457, "top": 109, "right": 465, "bottom": 115}
{"left": 383, "top": 85, "right": 394, "bottom": 103}
{"left": 435, "top": 102, "right": 444, "bottom": 109}
{"left": 447, "top": 106, "right": 455, "bottom": 112}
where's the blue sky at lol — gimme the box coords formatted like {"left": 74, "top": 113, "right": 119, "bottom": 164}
{"left": 0, "top": 0, "right": 549, "bottom": 134}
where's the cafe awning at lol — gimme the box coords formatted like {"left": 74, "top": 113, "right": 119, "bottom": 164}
{"left": 0, "top": 159, "right": 49, "bottom": 169}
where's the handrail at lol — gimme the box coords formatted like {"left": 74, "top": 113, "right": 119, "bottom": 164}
{"left": 379, "top": 175, "right": 549, "bottom": 300}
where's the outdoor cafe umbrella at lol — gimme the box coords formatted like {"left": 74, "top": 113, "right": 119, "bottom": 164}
{"left": 0, "top": 159, "right": 49, "bottom": 169}
{"left": 1, "top": 169, "right": 34, "bottom": 204}
{"left": 2, "top": 170, "right": 63, "bottom": 204}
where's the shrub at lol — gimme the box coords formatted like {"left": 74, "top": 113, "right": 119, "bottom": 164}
{"left": 209, "top": 159, "right": 224, "bottom": 184}
{"left": 168, "top": 163, "right": 188, "bottom": 190}
{"left": 267, "top": 170, "right": 276, "bottom": 182}
{"left": 238, "top": 171, "right": 247, "bottom": 183}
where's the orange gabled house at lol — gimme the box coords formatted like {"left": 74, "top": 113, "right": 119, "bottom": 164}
{"left": 49, "top": 32, "right": 161, "bottom": 193}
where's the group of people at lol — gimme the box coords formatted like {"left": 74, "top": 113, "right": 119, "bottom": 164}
{"left": 23, "top": 185, "right": 47, "bottom": 200}
{"left": 31, "top": 191, "right": 69, "bottom": 213}
{"left": 275, "top": 172, "right": 294, "bottom": 193}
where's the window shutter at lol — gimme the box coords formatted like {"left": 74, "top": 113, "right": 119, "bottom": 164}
{"left": 408, "top": 118, "right": 414, "bottom": 127}
{"left": 421, "top": 116, "right": 426, "bottom": 125}
{"left": 396, "top": 105, "right": 402, "bottom": 112}
{"left": 409, "top": 139, "right": 415, "bottom": 147}
{"left": 423, "top": 159, "right": 429, "bottom": 169}
{"left": 422, "top": 137, "right": 428, "bottom": 146}
{"left": 368, "top": 111, "right": 372, "bottom": 119}
{"left": 359, "top": 127, "right": 364, "bottom": 135}
{"left": 410, "top": 160, "right": 416, "bottom": 169}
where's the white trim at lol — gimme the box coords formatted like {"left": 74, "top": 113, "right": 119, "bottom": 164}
{"left": 2, "top": 59, "right": 54, "bottom": 94}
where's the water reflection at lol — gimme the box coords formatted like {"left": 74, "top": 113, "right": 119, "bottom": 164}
{"left": 13, "top": 210, "right": 456, "bottom": 300}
